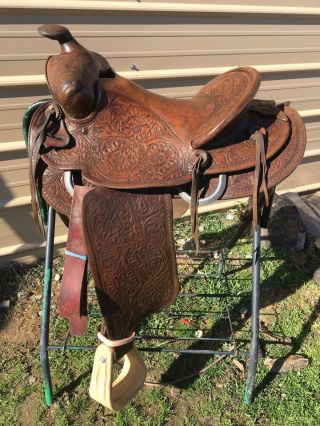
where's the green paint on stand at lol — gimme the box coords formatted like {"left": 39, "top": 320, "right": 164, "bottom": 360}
{"left": 22, "top": 104, "right": 34, "bottom": 146}
{"left": 243, "top": 390, "right": 252, "bottom": 405}
{"left": 44, "top": 383, "right": 53, "bottom": 406}
{"left": 44, "top": 267, "right": 52, "bottom": 286}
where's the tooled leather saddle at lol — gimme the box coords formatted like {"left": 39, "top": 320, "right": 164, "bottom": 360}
{"left": 26, "top": 24, "right": 306, "bottom": 409}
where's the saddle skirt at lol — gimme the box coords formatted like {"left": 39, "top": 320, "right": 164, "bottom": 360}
{"left": 38, "top": 85, "right": 291, "bottom": 190}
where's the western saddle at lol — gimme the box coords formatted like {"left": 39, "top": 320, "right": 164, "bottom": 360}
{"left": 26, "top": 24, "right": 306, "bottom": 410}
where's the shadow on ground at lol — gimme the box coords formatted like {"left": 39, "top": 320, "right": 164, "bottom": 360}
{"left": 161, "top": 235, "right": 319, "bottom": 398}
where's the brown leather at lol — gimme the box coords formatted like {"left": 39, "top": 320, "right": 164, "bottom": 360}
{"left": 38, "top": 105, "right": 305, "bottom": 239}
{"left": 30, "top": 25, "right": 292, "bottom": 196}
{"left": 40, "top": 166, "right": 189, "bottom": 220}
{"left": 82, "top": 188, "right": 179, "bottom": 360}
{"left": 59, "top": 185, "right": 92, "bottom": 336}
{"left": 38, "top": 24, "right": 113, "bottom": 119}
{"left": 32, "top": 94, "right": 290, "bottom": 191}
{"left": 203, "top": 106, "right": 306, "bottom": 201}
{"left": 39, "top": 24, "right": 260, "bottom": 144}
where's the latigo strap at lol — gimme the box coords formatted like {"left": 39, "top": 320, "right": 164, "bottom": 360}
{"left": 59, "top": 185, "right": 92, "bottom": 336}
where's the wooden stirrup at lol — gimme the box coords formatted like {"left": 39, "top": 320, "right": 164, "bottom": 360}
{"left": 89, "top": 343, "right": 146, "bottom": 411}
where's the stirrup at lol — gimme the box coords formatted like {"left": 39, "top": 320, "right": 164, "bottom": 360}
{"left": 179, "top": 173, "right": 227, "bottom": 206}
{"left": 64, "top": 170, "right": 74, "bottom": 196}
{"left": 89, "top": 343, "right": 146, "bottom": 411}
{"left": 66, "top": 170, "right": 227, "bottom": 207}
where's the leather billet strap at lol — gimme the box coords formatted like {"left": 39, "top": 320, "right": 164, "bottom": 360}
{"left": 59, "top": 184, "right": 92, "bottom": 336}
{"left": 190, "top": 150, "right": 209, "bottom": 254}
{"left": 82, "top": 187, "right": 179, "bottom": 361}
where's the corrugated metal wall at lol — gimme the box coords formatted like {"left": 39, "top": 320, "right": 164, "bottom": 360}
{"left": 0, "top": 1, "right": 320, "bottom": 265}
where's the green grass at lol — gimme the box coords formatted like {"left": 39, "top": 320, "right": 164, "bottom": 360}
{"left": 1, "top": 207, "right": 320, "bottom": 425}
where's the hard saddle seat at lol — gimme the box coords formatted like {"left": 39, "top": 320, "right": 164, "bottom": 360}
{"left": 26, "top": 24, "right": 306, "bottom": 411}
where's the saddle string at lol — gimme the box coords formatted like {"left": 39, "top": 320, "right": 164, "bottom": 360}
{"left": 29, "top": 106, "right": 58, "bottom": 236}
{"left": 252, "top": 127, "right": 269, "bottom": 230}
{"left": 190, "top": 150, "right": 208, "bottom": 254}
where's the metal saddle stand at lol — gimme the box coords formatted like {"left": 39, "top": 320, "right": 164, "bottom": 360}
{"left": 38, "top": 190, "right": 274, "bottom": 407}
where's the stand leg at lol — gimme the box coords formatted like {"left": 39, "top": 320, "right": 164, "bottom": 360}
{"left": 40, "top": 206, "right": 56, "bottom": 406}
{"left": 244, "top": 220, "right": 261, "bottom": 404}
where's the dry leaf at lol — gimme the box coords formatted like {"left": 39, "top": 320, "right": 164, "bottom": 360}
{"left": 264, "top": 355, "right": 309, "bottom": 373}
{"left": 170, "top": 387, "right": 181, "bottom": 398}
{"left": 28, "top": 375, "right": 37, "bottom": 385}
{"left": 232, "top": 359, "right": 245, "bottom": 372}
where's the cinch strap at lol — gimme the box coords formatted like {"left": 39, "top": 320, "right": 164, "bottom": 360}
{"left": 65, "top": 250, "right": 87, "bottom": 261}
{"left": 97, "top": 332, "right": 136, "bottom": 348}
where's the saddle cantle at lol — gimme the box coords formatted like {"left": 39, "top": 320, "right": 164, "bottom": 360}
{"left": 27, "top": 24, "right": 306, "bottom": 410}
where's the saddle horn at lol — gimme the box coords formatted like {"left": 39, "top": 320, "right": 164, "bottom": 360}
{"left": 38, "top": 24, "right": 113, "bottom": 119}
{"left": 38, "top": 24, "right": 83, "bottom": 53}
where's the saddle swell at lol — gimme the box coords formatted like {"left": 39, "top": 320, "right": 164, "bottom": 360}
{"left": 39, "top": 24, "right": 114, "bottom": 119}
{"left": 26, "top": 24, "right": 306, "bottom": 410}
